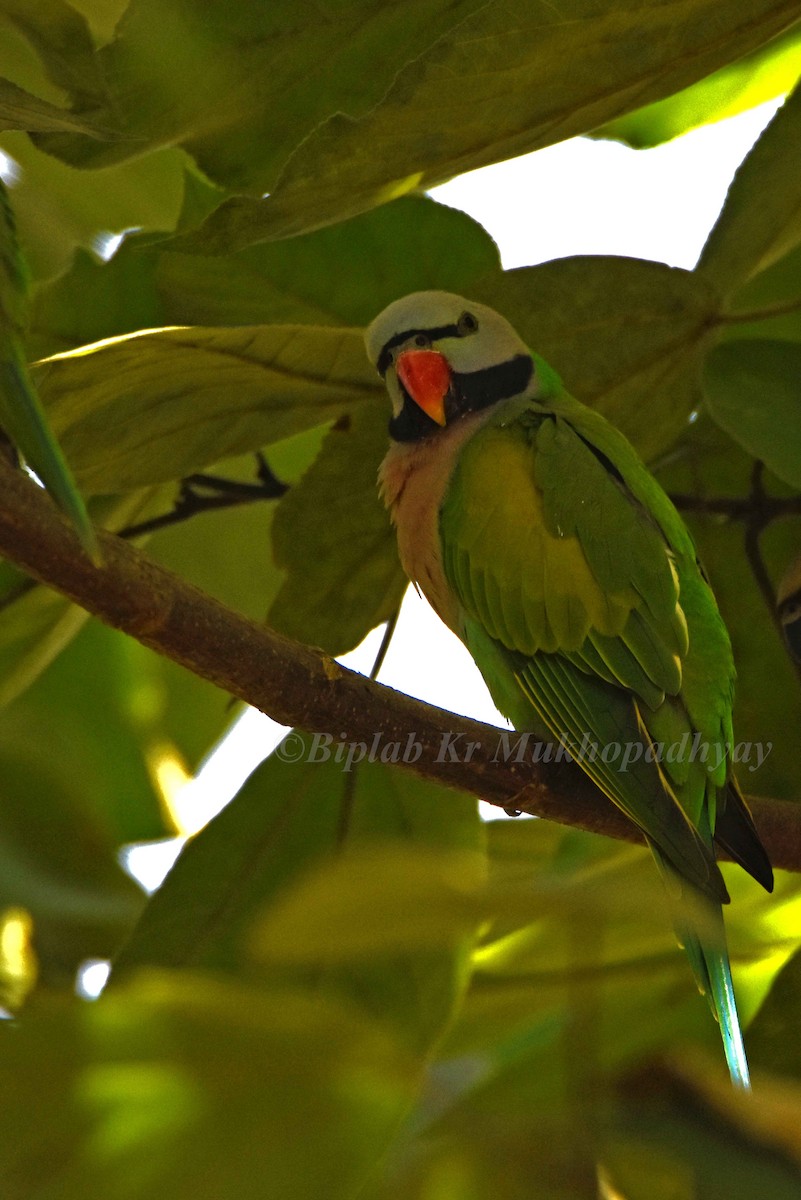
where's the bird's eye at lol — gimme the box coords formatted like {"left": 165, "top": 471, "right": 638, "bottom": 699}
{"left": 457, "top": 311, "right": 478, "bottom": 335}
{"left": 413, "top": 333, "right": 430, "bottom": 348}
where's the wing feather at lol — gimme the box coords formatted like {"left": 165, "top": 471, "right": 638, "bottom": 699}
{"left": 438, "top": 395, "right": 746, "bottom": 892}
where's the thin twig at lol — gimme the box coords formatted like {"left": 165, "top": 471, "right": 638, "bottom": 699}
{"left": 370, "top": 604, "right": 402, "bottom": 682}
{"left": 121, "top": 459, "right": 288, "bottom": 540}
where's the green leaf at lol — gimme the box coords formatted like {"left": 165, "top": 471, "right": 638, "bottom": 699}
{"left": 594, "top": 22, "right": 801, "bottom": 148}
{"left": 698, "top": 82, "right": 801, "bottom": 293}
{"left": 269, "top": 407, "right": 407, "bottom": 655}
{"left": 33, "top": 323, "right": 379, "bottom": 493}
{"left": 0, "top": 973, "right": 419, "bottom": 1200}
{"left": 31, "top": 195, "right": 501, "bottom": 358}
{"left": 704, "top": 339, "right": 801, "bottom": 487}
{"left": 174, "top": 0, "right": 801, "bottom": 248}
{"left": 31, "top": 0, "right": 488, "bottom": 187}
{"left": 473, "top": 256, "right": 721, "bottom": 460}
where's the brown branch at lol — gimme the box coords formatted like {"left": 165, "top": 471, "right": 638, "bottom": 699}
{"left": 1, "top": 455, "right": 800, "bottom": 874}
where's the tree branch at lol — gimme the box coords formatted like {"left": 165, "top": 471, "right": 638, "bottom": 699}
{"left": 1, "top": 455, "right": 799, "bottom": 874}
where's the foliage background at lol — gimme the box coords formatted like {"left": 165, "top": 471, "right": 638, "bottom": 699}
{"left": 2, "top": 1, "right": 801, "bottom": 1196}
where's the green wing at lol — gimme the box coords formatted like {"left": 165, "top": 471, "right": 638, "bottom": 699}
{"left": 439, "top": 394, "right": 740, "bottom": 901}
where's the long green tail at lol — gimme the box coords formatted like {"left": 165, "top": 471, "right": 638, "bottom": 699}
{"left": 682, "top": 917, "right": 750, "bottom": 1090}
{"left": 652, "top": 847, "right": 750, "bottom": 1090}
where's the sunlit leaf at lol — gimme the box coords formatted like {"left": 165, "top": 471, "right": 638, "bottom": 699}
{"left": 33, "top": 323, "right": 379, "bottom": 493}
{"left": 31, "top": 195, "right": 501, "bottom": 357}
{"left": 0, "top": 0, "right": 108, "bottom": 108}
{"left": 251, "top": 843, "right": 485, "bottom": 964}
{"left": 594, "top": 23, "right": 801, "bottom": 148}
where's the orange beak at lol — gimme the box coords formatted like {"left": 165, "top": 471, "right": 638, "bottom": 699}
{"left": 396, "top": 349, "right": 451, "bottom": 427}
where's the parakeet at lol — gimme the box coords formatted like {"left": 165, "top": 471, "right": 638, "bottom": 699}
{"left": 366, "top": 290, "right": 773, "bottom": 1089}
{"left": 0, "top": 180, "right": 97, "bottom": 561}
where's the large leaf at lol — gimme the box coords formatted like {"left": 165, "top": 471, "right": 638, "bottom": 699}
{"left": 173, "top": 0, "right": 801, "bottom": 249}
{"left": 704, "top": 339, "right": 801, "bottom": 487}
{"left": 0, "top": 973, "right": 419, "bottom": 1200}
{"left": 30, "top": 195, "right": 501, "bottom": 358}
{"left": 594, "top": 22, "right": 801, "bottom": 148}
{"left": 30, "top": 0, "right": 488, "bottom": 185}
{"left": 268, "top": 406, "right": 407, "bottom": 655}
{"left": 33, "top": 323, "right": 379, "bottom": 493}
{"left": 472, "top": 256, "right": 721, "bottom": 460}
{"left": 698, "top": 82, "right": 801, "bottom": 294}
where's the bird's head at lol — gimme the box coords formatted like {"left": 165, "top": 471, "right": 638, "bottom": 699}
{"left": 365, "top": 291, "right": 538, "bottom": 443}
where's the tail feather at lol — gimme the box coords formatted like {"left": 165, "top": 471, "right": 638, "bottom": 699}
{"left": 681, "top": 919, "right": 750, "bottom": 1090}
{"left": 714, "top": 776, "right": 774, "bottom": 893}
{"left": 650, "top": 844, "right": 751, "bottom": 1090}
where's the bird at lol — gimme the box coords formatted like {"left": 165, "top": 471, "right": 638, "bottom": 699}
{"left": 365, "top": 290, "right": 773, "bottom": 1089}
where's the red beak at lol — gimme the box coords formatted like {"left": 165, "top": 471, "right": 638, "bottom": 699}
{"left": 396, "top": 349, "right": 451, "bottom": 427}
